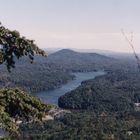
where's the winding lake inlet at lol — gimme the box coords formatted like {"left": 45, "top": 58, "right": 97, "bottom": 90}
{"left": 34, "top": 71, "right": 105, "bottom": 105}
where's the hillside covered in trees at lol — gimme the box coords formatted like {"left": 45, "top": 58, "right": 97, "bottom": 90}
{"left": 58, "top": 69, "right": 140, "bottom": 111}
{"left": 18, "top": 111, "right": 140, "bottom": 140}
{"left": 12, "top": 58, "right": 139, "bottom": 140}
{"left": 0, "top": 49, "right": 116, "bottom": 93}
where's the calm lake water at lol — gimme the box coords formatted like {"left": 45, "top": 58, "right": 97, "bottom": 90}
{"left": 34, "top": 71, "right": 105, "bottom": 105}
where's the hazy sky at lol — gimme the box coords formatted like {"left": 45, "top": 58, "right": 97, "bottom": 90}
{"left": 1, "top": 0, "right": 140, "bottom": 52}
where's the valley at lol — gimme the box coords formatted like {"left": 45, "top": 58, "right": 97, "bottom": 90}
{"left": 34, "top": 71, "right": 105, "bottom": 105}
{"left": 0, "top": 49, "right": 114, "bottom": 93}
{"left": 0, "top": 49, "right": 140, "bottom": 140}
{"left": 1, "top": 1, "right": 140, "bottom": 139}
{"left": 18, "top": 54, "right": 140, "bottom": 139}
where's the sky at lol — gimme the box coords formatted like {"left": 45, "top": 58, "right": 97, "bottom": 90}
{"left": 0, "top": 0, "right": 140, "bottom": 52}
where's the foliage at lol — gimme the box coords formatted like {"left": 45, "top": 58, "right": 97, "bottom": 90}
{"left": 17, "top": 111, "right": 140, "bottom": 140}
{"left": 0, "top": 88, "right": 51, "bottom": 134}
{"left": 0, "top": 22, "right": 46, "bottom": 71}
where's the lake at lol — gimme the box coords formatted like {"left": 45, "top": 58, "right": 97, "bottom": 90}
{"left": 34, "top": 71, "right": 105, "bottom": 105}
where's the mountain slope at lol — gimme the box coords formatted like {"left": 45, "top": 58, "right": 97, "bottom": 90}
{"left": 48, "top": 49, "right": 114, "bottom": 63}
{"left": 0, "top": 49, "right": 117, "bottom": 93}
{"left": 47, "top": 49, "right": 116, "bottom": 72}
{"left": 58, "top": 69, "right": 140, "bottom": 111}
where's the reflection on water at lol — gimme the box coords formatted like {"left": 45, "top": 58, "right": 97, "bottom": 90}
{"left": 34, "top": 71, "right": 105, "bottom": 105}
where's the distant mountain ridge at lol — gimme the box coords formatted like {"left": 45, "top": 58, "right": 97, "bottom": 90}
{"left": 46, "top": 49, "right": 116, "bottom": 72}
{"left": 48, "top": 49, "right": 113, "bottom": 58}
{"left": 45, "top": 48, "right": 136, "bottom": 60}
{"left": 48, "top": 49, "right": 114, "bottom": 63}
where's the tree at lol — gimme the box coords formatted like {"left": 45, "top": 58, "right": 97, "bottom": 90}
{"left": 0, "top": 23, "right": 48, "bottom": 135}
{"left": 0, "top": 22, "right": 47, "bottom": 71}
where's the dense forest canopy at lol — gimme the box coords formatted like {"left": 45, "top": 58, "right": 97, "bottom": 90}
{"left": 17, "top": 62, "right": 140, "bottom": 140}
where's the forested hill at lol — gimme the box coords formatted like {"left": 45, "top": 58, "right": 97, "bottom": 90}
{"left": 0, "top": 49, "right": 116, "bottom": 93}
{"left": 47, "top": 49, "right": 116, "bottom": 71}
{"left": 19, "top": 68, "right": 140, "bottom": 140}
{"left": 48, "top": 49, "right": 112, "bottom": 60}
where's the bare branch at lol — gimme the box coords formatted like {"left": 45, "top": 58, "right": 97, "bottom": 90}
{"left": 121, "top": 29, "right": 140, "bottom": 71}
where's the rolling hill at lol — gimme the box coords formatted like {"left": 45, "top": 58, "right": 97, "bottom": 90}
{"left": 47, "top": 49, "right": 116, "bottom": 72}
{"left": 0, "top": 49, "right": 117, "bottom": 93}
